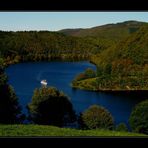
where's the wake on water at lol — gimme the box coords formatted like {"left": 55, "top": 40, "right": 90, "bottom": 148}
{"left": 36, "top": 70, "right": 44, "bottom": 82}
{"left": 36, "top": 70, "right": 49, "bottom": 85}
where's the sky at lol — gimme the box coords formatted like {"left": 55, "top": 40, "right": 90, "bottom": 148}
{"left": 0, "top": 12, "right": 148, "bottom": 31}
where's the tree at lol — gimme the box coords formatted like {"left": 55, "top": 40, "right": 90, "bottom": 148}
{"left": 0, "top": 64, "right": 24, "bottom": 123}
{"left": 116, "top": 123, "right": 128, "bottom": 132}
{"left": 81, "top": 105, "right": 114, "bottom": 130}
{"left": 0, "top": 62, "right": 7, "bottom": 86}
{"left": 129, "top": 100, "right": 148, "bottom": 134}
{"left": 27, "top": 87, "right": 76, "bottom": 126}
{"left": 104, "top": 63, "right": 112, "bottom": 75}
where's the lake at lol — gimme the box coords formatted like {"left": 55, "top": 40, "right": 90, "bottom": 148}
{"left": 6, "top": 61, "right": 147, "bottom": 128}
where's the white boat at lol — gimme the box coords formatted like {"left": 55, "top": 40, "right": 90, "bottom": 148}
{"left": 41, "top": 80, "right": 47, "bottom": 86}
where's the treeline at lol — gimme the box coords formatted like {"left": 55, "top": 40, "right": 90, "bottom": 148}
{"left": 0, "top": 31, "right": 101, "bottom": 66}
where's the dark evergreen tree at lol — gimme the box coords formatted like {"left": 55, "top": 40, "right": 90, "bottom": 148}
{"left": 0, "top": 61, "right": 24, "bottom": 123}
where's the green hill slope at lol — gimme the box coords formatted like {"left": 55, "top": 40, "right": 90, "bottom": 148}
{"left": 0, "top": 124, "right": 146, "bottom": 136}
{"left": 58, "top": 28, "right": 84, "bottom": 36}
{"left": 59, "top": 20, "right": 146, "bottom": 42}
{"left": 96, "top": 24, "right": 148, "bottom": 90}
{"left": 60, "top": 21, "right": 147, "bottom": 55}
{"left": 73, "top": 24, "right": 148, "bottom": 91}
{"left": 97, "top": 24, "right": 148, "bottom": 71}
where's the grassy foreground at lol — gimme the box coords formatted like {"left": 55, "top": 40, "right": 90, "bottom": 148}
{"left": 0, "top": 124, "right": 146, "bottom": 136}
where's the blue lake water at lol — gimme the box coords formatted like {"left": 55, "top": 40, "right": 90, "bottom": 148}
{"left": 5, "top": 61, "right": 147, "bottom": 128}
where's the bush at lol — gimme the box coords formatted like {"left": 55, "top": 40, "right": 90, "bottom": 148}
{"left": 73, "top": 68, "right": 96, "bottom": 83}
{"left": 116, "top": 123, "right": 128, "bottom": 132}
{"left": 27, "top": 86, "right": 76, "bottom": 126}
{"left": 81, "top": 105, "right": 114, "bottom": 130}
{"left": 129, "top": 100, "right": 148, "bottom": 134}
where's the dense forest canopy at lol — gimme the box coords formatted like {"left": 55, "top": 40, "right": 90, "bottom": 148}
{"left": 94, "top": 24, "right": 148, "bottom": 90}
{"left": 0, "top": 31, "right": 100, "bottom": 65}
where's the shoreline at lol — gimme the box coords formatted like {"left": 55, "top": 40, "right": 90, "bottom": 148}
{"left": 71, "top": 84, "right": 148, "bottom": 93}
{"left": 3, "top": 58, "right": 93, "bottom": 68}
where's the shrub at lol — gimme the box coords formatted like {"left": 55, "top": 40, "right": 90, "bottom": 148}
{"left": 81, "top": 105, "right": 114, "bottom": 130}
{"left": 73, "top": 68, "right": 96, "bottom": 83}
{"left": 116, "top": 123, "right": 128, "bottom": 132}
{"left": 27, "top": 86, "right": 76, "bottom": 126}
{"left": 129, "top": 100, "right": 148, "bottom": 134}
{"left": 74, "top": 73, "right": 87, "bottom": 81}
{"left": 84, "top": 68, "right": 96, "bottom": 78}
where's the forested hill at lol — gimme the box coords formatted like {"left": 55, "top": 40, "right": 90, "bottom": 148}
{"left": 89, "top": 24, "right": 148, "bottom": 90}
{"left": 58, "top": 28, "right": 84, "bottom": 36}
{"left": 97, "top": 24, "right": 148, "bottom": 66}
{"left": 0, "top": 31, "right": 99, "bottom": 65}
{"left": 72, "top": 23, "right": 148, "bottom": 91}
{"left": 0, "top": 20, "right": 147, "bottom": 69}
{"left": 59, "top": 20, "right": 147, "bottom": 43}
